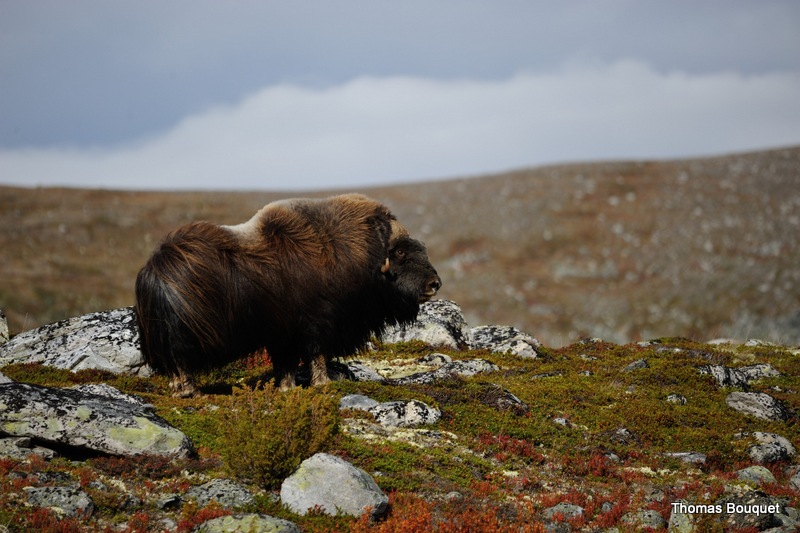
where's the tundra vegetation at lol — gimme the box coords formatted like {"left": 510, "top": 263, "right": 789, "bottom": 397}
{"left": 1, "top": 336, "right": 799, "bottom": 531}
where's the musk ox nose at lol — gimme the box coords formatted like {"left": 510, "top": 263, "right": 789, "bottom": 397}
{"left": 427, "top": 276, "right": 442, "bottom": 295}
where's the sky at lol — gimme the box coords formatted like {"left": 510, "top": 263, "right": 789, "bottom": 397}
{"left": 1, "top": 1, "right": 799, "bottom": 191}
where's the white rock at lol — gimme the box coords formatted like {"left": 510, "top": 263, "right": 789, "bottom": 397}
{"left": 280, "top": 453, "right": 388, "bottom": 520}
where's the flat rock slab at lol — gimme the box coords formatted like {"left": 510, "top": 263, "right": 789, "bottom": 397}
{"left": 280, "top": 453, "right": 388, "bottom": 520}
{"left": 394, "top": 359, "right": 499, "bottom": 385}
{"left": 0, "top": 382, "right": 193, "bottom": 458}
{"left": 0, "top": 307, "right": 150, "bottom": 377}
{"left": 193, "top": 513, "right": 300, "bottom": 533}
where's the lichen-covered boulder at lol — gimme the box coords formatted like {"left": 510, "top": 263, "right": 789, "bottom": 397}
{"left": 280, "top": 453, "right": 388, "bottom": 520}
{"left": 744, "top": 432, "right": 796, "bottom": 463}
{"left": 382, "top": 299, "right": 470, "bottom": 349}
{"left": 726, "top": 391, "right": 790, "bottom": 421}
{"left": 0, "top": 382, "right": 193, "bottom": 458}
{"left": 193, "top": 514, "right": 300, "bottom": 533}
{"left": 24, "top": 485, "right": 94, "bottom": 518}
{"left": 369, "top": 400, "right": 441, "bottom": 428}
{"left": 0, "top": 307, "right": 149, "bottom": 376}
{"left": 469, "top": 325, "right": 542, "bottom": 358}
{"left": 185, "top": 479, "right": 255, "bottom": 509}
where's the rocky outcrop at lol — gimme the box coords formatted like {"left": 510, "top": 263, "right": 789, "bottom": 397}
{"left": 382, "top": 299, "right": 543, "bottom": 356}
{"left": 0, "top": 381, "right": 193, "bottom": 458}
{"left": 698, "top": 363, "right": 782, "bottom": 388}
{"left": 0, "top": 307, "right": 149, "bottom": 376}
{"left": 280, "top": 453, "right": 388, "bottom": 521}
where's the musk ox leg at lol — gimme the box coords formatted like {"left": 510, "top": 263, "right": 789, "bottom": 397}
{"left": 278, "top": 369, "right": 297, "bottom": 391}
{"left": 310, "top": 353, "right": 331, "bottom": 386}
{"left": 273, "top": 355, "right": 299, "bottom": 391}
{"left": 169, "top": 368, "right": 198, "bottom": 398}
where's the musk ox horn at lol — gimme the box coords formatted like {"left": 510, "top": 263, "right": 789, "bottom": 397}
{"left": 381, "top": 257, "right": 390, "bottom": 273}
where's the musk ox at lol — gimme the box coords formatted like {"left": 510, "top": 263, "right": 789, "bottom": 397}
{"left": 135, "top": 193, "right": 441, "bottom": 396}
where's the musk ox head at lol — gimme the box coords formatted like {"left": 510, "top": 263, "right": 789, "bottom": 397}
{"left": 381, "top": 233, "right": 442, "bottom": 305}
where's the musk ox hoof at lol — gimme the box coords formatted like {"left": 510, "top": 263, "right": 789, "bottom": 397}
{"left": 169, "top": 375, "right": 198, "bottom": 398}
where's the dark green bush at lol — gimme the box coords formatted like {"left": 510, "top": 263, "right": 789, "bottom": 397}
{"left": 218, "top": 382, "right": 339, "bottom": 488}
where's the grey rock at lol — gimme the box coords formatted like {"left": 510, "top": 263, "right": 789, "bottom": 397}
{"left": 193, "top": 513, "right": 300, "bottom": 533}
{"left": 339, "top": 394, "right": 380, "bottom": 412}
{"left": 468, "top": 325, "right": 542, "bottom": 358}
{"left": 382, "top": 299, "right": 470, "bottom": 350}
{"left": 622, "top": 359, "right": 649, "bottom": 372}
{"left": 667, "top": 500, "right": 695, "bottom": 533}
{"left": 698, "top": 364, "right": 782, "bottom": 388}
{"left": 417, "top": 352, "right": 452, "bottom": 365}
{"left": 622, "top": 510, "right": 667, "bottom": 529}
{"left": 342, "top": 362, "right": 387, "bottom": 383}
{"left": 0, "top": 436, "right": 58, "bottom": 460}
{"left": 532, "top": 371, "right": 563, "bottom": 379}
{"left": 717, "top": 491, "right": 783, "bottom": 530}
{"left": 664, "top": 452, "right": 707, "bottom": 464}
{"left": 726, "top": 391, "right": 790, "bottom": 421}
{"left": 280, "top": 453, "right": 388, "bottom": 520}
{"left": 743, "top": 432, "right": 796, "bottom": 463}
{"left": 25, "top": 485, "right": 94, "bottom": 518}
{"left": 0, "top": 307, "right": 150, "bottom": 376}
{"left": 480, "top": 384, "right": 530, "bottom": 415}
{"left": 667, "top": 394, "right": 688, "bottom": 405}
{"left": 369, "top": 400, "right": 441, "bottom": 427}
{"left": 394, "top": 358, "right": 499, "bottom": 385}
{"left": 542, "top": 502, "right": 584, "bottom": 521}
{"left": 737, "top": 465, "right": 777, "bottom": 485}
{"left": 186, "top": 479, "right": 255, "bottom": 508}
{"left": 0, "top": 309, "right": 8, "bottom": 345}
{"left": 0, "top": 382, "right": 193, "bottom": 458}
{"left": 608, "top": 427, "right": 638, "bottom": 445}
{"left": 791, "top": 471, "right": 800, "bottom": 491}
{"left": 0, "top": 372, "right": 11, "bottom": 385}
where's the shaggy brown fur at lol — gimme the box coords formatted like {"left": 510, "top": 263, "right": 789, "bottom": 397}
{"left": 135, "top": 193, "right": 441, "bottom": 395}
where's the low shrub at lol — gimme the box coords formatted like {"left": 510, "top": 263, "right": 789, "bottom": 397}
{"left": 218, "top": 382, "right": 339, "bottom": 488}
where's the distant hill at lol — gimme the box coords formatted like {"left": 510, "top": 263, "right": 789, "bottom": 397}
{"left": 2, "top": 146, "right": 799, "bottom": 346}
